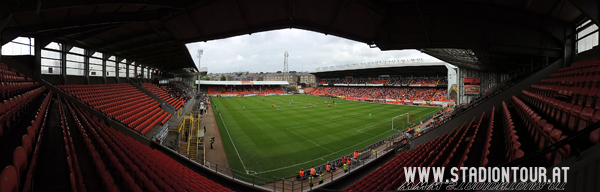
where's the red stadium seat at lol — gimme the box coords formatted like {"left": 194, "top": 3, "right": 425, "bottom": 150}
{"left": 0, "top": 166, "right": 19, "bottom": 192}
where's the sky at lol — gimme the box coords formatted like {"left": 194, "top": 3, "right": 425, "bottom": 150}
{"left": 185, "top": 29, "right": 440, "bottom": 73}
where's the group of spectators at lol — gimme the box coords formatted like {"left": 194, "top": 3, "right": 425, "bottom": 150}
{"left": 312, "top": 87, "right": 447, "bottom": 101}
{"left": 322, "top": 78, "right": 379, "bottom": 84}
{"left": 165, "top": 81, "right": 193, "bottom": 101}
{"left": 403, "top": 88, "right": 438, "bottom": 101}
{"left": 410, "top": 77, "right": 438, "bottom": 85}
{"left": 318, "top": 77, "right": 447, "bottom": 85}
{"left": 430, "top": 89, "right": 447, "bottom": 101}
{"left": 387, "top": 77, "right": 413, "bottom": 84}
{"left": 298, "top": 149, "right": 367, "bottom": 184}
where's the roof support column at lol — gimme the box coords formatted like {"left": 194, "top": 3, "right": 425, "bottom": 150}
{"left": 0, "top": 33, "right": 2, "bottom": 62}
{"left": 565, "top": 27, "right": 574, "bottom": 68}
{"left": 84, "top": 49, "right": 90, "bottom": 84}
{"left": 140, "top": 65, "right": 144, "bottom": 81}
{"left": 61, "top": 43, "right": 68, "bottom": 85}
{"left": 33, "top": 37, "right": 42, "bottom": 82}
{"left": 134, "top": 63, "right": 138, "bottom": 80}
{"left": 115, "top": 56, "right": 121, "bottom": 83}
{"left": 102, "top": 54, "right": 108, "bottom": 84}
{"left": 125, "top": 59, "right": 133, "bottom": 80}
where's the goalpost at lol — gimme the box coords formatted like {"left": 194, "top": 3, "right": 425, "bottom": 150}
{"left": 392, "top": 113, "right": 419, "bottom": 131}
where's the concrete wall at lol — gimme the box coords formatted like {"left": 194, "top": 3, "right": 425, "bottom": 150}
{"left": 41, "top": 75, "right": 63, "bottom": 85}
{"left": 66, "top": 76, "right": 85, "bottom": 84}
{"left": 89, "top": 76, "right": 104, "bottom": 84}
{"left": 107, "top": 78, "right": 118, "bottom": 84}
{"left": 411, "top": 59, "right": 563, "bottom": 147}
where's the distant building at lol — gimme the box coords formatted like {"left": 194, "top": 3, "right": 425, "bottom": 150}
{"left": 296, "top": 72, "right": 316, "bottom": 86}
{"left": 264, "top": 73, "right": 292, "bottom": 83}
{"left": 264, "top": 72, "right": 315, "bottom": 86}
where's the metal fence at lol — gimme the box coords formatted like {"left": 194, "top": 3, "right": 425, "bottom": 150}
{"left": 175, "top": 146, "right": 397, "bottom": 192}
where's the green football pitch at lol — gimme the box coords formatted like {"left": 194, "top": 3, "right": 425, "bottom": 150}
{"left": 209, "top": 95, "right": 441, "bottom": 179}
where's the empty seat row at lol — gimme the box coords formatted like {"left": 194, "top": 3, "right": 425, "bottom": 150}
{"left": 540, "top": 75, "right": 600, "bottom": 88}
{"left": 141, "top": 83, "right": 183, "bottom": 110}
{"left": 557, "top": 57, "right": 600, "bottom": 72}
{"left": 548, "top": 67, "right": 600, "bottom": 79}
{"left": 512, "top": 96, "right": 571, "bottom": 165}
{"left": 57, "top": 84, "right": 171, "bottom": 135}
{"left": 2, "top": 91, "right": 51, "bottom": 192}
{"left": 520, "top": 90, "right": 600, "bottom": 144}
{"left": 0, "top": 86, "right": 45, "bottom": 138}
{"left": 0, "top": 67, "right": 30, "bottom": 83}
{"left": 65, "top": 100, "right": 231, "bottom": 192}
{"left": 530, "top": 84, "right": 599, "bottom": 107}
{"left": 57, "top": 97, "right": 86, "bottom": 192}
{"left": 63, "top": 98, "right": 120, "bottom": 192}
{"left": 501, "top": 102, "right": 525, "bottom": 162}
{"left": 1, "top": 82, "right": 40, "bottom": 100}
{"left": 480, "top": 107, "right": 495, "bottom": 167}
{"left": 21, "top": 92, "right": 52, "bottom": 192}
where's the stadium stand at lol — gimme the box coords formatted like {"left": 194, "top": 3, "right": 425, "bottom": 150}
{"left": 0, "top": 62, "right": 52, "bottom": 192}
{"left": 56, "top": 83, "right": 171, "bottom": 135}
{"left": 344, "top": 58, "right": 600, "bottom": 191}
{"left": 59, "top": 98, "right": 232, "bottom": 192}
{"left": 141, "top": 83, "right": 184, "bottom": 110}
{"left": 2, "top": 0, "right": 598, "bottom": 191}
{"left": 317, "top": 77, "right": 446, "bottom": 86}
{"left": 312, "top": 87, "right": 446, "bottom": 103}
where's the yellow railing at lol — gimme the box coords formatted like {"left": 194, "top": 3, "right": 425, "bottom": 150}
{"left": 187, "top": 113, "right": 194, "bottom": 154}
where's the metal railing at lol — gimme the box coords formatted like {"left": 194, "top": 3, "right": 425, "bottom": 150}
{"left": 153, "top": 123, "right": 170, "bottom": 144}
{"left": 184, "top": 146, "right": 396, "bottom": 192}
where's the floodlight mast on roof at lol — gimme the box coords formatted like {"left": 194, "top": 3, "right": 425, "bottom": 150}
{"left": 284, "top": 51, "right": 289, "bottom": 83}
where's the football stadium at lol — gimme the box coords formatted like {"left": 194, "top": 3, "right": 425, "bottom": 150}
{"left": 0, "top": 1, "right": 599, "bottom": 192}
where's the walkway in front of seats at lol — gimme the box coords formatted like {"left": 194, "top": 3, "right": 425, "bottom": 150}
{"left": 199, "top": 102, "right": 230, "bottom": 169}
{"left": 160, "top": 96, "right": 229, "bottom": 168}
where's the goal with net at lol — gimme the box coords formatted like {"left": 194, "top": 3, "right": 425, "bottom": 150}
{"left": 392, "top": 113, "right": 418, "bottom": 131}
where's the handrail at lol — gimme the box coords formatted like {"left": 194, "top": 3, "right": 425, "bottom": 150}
{"left": 498, "top": 120, "right": 600, "bottom": 168}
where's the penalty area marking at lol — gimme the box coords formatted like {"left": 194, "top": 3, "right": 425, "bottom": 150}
{"left": 390, "top": 109, "right": 441, "bottom": 131}
{"left": 255, "top": 108, "right": 441, "bottom": 174}
{"left": 255, "top": 129, "right": 394, "bottom": 174}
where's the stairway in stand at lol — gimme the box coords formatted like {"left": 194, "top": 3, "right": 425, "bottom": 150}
{"left": 188, "top": 126, "right": 198, "bottom": 162}
{"left": 178, "top": 117, "right": 191, "bottom": 157}
{"left": 179, "top": 142, "right": 188, "bottom": 157}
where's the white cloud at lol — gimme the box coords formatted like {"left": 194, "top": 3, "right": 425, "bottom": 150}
{"left": 186, "top": 29, "right": 440, "bottom": 73}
